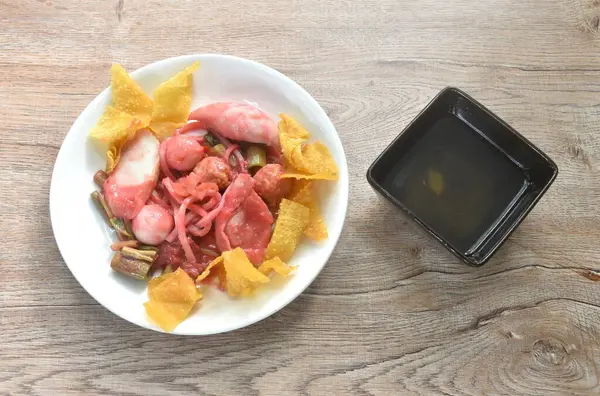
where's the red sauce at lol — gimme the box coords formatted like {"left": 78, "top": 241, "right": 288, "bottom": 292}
{"left": 154, "top": 231, "right": 220, "bottom": 279}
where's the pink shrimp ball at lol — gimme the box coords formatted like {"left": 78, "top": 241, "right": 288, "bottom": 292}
{"left": 132, "top": 204, "right": 174, "bottom": 245}
{"left": 165, "top": 135, "right": 205, "bottom": 171}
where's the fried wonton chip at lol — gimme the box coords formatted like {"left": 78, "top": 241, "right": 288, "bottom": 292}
{"left": 149, "top": 61, "right": 200, "bottom": 138}
{"left": 89, "top": 64, "right": 153, "bottom": 171}
{"left": 105, "top": 143, "right": 120, "bottom": 173}
{"left": 196, "top": 256, "right": 224, "bottom": 283}
{"left": 278, "top": 114, "right": 339, "bottom": 181}
{"left": 90, "top": 62, "right": 201, "bottom": 171}
{"left": 144, "top": 268, "right": 202, "bottom": 332}
{"left": 266, "top": 199, "right": 310, "bottom": 261}
{"left": 110, "top": 64, "right": 153, "bottom": 125}
{"left": 144, "top": 300, "right": 197, "bottom": 333}
{"left": 258, "top": 257, "right": 296, "bottom": 277}
{"left": 288, "top": 180, "right": 328, "bottom": 241}
{"left": 89, "top": 106, "right": 140, "bottom": 145}
{"left": 288, "top": 179, "right": 311, "bottom": 203}
{"left": 89, "top": 107, "right": 146, "bottom": 173}
{"left": 222, "top": 248, "right": 270, "bottom": 297}
{"left": 213, "top": 264, "right": 228, "bottom": 290}
{"left": 195, "top": 249, "right": 272, "bottom": 296}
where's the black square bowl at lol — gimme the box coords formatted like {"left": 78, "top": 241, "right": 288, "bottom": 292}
{"left": 367, "top": 87, "right": 558, "bottom": 266}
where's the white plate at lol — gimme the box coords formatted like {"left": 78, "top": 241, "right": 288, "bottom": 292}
{"left": 49, "top": 54, "right": 349, "bottom": 335}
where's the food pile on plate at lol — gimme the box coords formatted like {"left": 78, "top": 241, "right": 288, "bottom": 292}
{"left": 88, "top": 62, "right": 338, "bottom": 331}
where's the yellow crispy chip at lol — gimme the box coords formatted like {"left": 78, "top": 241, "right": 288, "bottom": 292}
{"left": 279, "top": 113, "right": 310, "bottom": 139}
{"left": 222, "top": 248, "right": 270, "bottom": 297}
{"left": 150, "top": 61, "right": 200, "bottom": 138}
{"left": 266, "top": 199, "right": 310, "bottom": 261}
{"left": 195, "top": 256, "right": 224, "bottom": 283}
{"left": 288, "top": 180, "right": 328, "bottom": 241}
{"left": 91, "top": 63, "right": 200, "bottom": 171}
{"left": 196, "top": 251, "right": 297, "bottom": 297}
{"left": 144, "top": 268, "right": 202, "bottom": 332}
{"left": 258, "top": 257, "right": 296, "bottom": 276}
{"left": 90, "top": 64, "right": 152, "bottom": 171}
{"left": 293, "top": 141, "right": 338, "bottom": 177}
{"left": 148, "top": 268, "right": 202, "bottom": 303}
{"left": 279, "top": 115, "right": 309, "bottom": 161}
{"left": 278, "top": 114, "right": 339, "bottom": 180}
{"left": 305, "top": 213, "right": 328, "bottom": 241}
{"left": 110, "top": 64, "right": 153, "bottom": 125}
{"left": 213, "top": 264, "right": 227, "bottom": 290}
{"left": 105, "top": 143, "right": 120, "bottom": 173}
{"left": 89, "top": 106, "right": 146, "bottom": 172}
{"left": 288, "top": 179, "right": 311, "bottom": 201}
{"left": 281, "top": 172, "right": 338, "bottom": 180}
{"left": 144, "top": 300, "right": 197, "bottom": 332}
{"left": 89, "top": 106, "right": 139, "bottom": 144}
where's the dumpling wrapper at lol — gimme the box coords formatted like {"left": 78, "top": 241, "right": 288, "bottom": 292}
{"left": 287, "top": 180, "right": 328, "bottom": 241}
{"left": 89, "top": 64, "right": 153, "bottom": 172}
{"left": 258, "top": 257, "right": 296, "bottom": 276}
{"left": 150, "top": 61, "right": 200, "bottom": 138}
{"left": 144, "top": 268, "right": 202, "bottom": 332}
{"left": 196, "top": 256, "right": 224, "bottom": 283}
{"left": 222, "top": 248, "right": 270, "bottom": 297}
{"left": 89, "top": 107, "right": 145, "bottom": 172}
{"left": 110, "top": 63, "right": 153, "bottom": 124}
{"left": 196, "top": 249, "right": 295, "bottom": 296}
{"left": 196, "top": 249, "right": 269, "bottom": 297}
{"left": 265, "top": 199, "right": 310, "bottom": 262}
{"left": 278, "top": 114, "right": 339, "bottom": 181}
{"left": 89, "top": 62, "right": 201, "bottom": 171}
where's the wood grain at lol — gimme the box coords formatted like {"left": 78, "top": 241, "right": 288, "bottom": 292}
{"left": 1, "top": 0, "right": 599, "bottom": 394}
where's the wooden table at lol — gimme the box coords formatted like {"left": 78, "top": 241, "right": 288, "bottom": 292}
{"left": 1, "top": 0, "right": 599, "bottom": 395}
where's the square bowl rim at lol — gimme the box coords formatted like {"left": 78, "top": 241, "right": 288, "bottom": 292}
{"left": 366, "top": 86, "right": 559, "bottom": 265}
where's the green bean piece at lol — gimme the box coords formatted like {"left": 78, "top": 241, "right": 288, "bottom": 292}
{"left": 124, "top": 219, "right": 135, "bottom": 237}
{"left": 212, "top": 144, "right": 226, "bottom": 155}
{"left": 91, "top": 190, "right": 114, "bottom": 223}
{"left": 138, "top": 245, "right": 160, "bottom": 252}
{"left": 111, "top": 252, "right": 151, "bottom": 280}
{"left": 121, "top": 247, "right": 157, "bottom": 262}
{"left": 93, "top": 170, "right": 108, "bottom": 188}
{"left": 212, "top": 144, "right": 240, "bottom": 168}
{"left": 91, "top": 190, "right": 134, "bottom": 240}
{"left": 110, "top": 218, "right": 133, "bottom": 240}
{"left": 247, "top": 145, "right": 267, "bottom": 170}
{"left": 204, "top": 134, "right": 219, "bottom": 147}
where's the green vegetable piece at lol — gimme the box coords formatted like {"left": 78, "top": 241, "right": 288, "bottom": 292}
{"left": 111, "top": 252, "right": 151, "bottom": 280}
{"left": 121, "top": 246, "right": 156, "bottom": 262}
{"left": 247, "top": 145, "right": 266, "bottom": 170}
{"left": 91, "top": 190, "right": 114, "bottom": 222}
{"left": 204, "top": 134, "right": 219, "bottom": 147}
{"left": 213, "top": 144, "right": 226, "bottom": 155}
{"left": 93, "top": 170, "right": 108, "bottom": 188}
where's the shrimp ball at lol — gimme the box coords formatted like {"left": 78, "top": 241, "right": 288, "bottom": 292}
{"left": 165, "top": 135, "right": 205, "bottom": 171}
{"left": 253, "top": 164, "right": 292, "bottom": 206}
{"left": 193, "top": 157, "right": 232, "bottom": 189}
{"left": 132, "top": 204, "right": 174, "bottom": 245}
